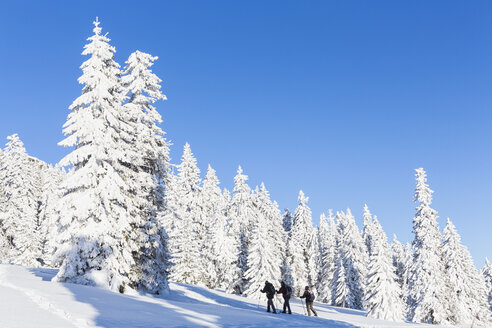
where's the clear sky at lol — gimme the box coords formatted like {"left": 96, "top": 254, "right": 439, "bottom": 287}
{"left": 1, "top": 1, "right": 491, "bottom": 267}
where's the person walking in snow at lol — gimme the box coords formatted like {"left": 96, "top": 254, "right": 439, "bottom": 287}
{"left": 300, "top": 286, "right": 318, "bottom": 317}
{"left": 260, "top": 281, "right": 277, "bottom": 313}
{"left": 276, "top": 281, "right": 292, "bottom": 314}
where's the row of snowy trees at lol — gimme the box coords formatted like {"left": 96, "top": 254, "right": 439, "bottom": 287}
{"left": 156, "top": 137, "right": 492, "bottom": 325}
{"left": 0, "top": 134, "right": 64, "bottom": 267}
{"left": 1, "top": 18, "right": 491, "bottom": 326}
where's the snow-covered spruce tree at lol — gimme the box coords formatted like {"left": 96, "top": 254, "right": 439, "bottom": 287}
{"left": 120, "top": 50, "right": 170, "bottom": 293}
{"left": 362, "top": 204, "right": 376, "bottom": 256}
{"left": 407, "top": 168, "right": 449, "bottom": 324}
{"left": 315, "top": 213, "right": 328, "bottom": 294}
{"left": 198, "top": 165, "right": 221, "bottom": 288}
{"left": 307, "top": 225, "right": 321, "bottom": 294}
{"left": 443, "top": 218, "right": 491, "bottom": 325}
{"left": 121, "top": 50, "right": 169, "bottom": 191}
{"left": 364, "top": 217, "right": 405, "bottom": 321}
{"left": 333, "top": 247, "right": 351, "bottom": 308}
{"left": 288, "top": 190, "right": 315, "bottom": 293}
{"left": 199, "top": 165, "right": 236, "bottom": 289}
{"left": 0, "top": 134, "right": 42, "bottom": 267}
{"left": 317, "top": 211, "right": 336, "bottom": 304}
{"left": 226, "top": 166, "right": 256, "bottom": 294}
{"left": 283, "top": 209, "right": 293, "bottom": 235}
{"left": 271, "top": 199, "right": 287, "bottom": 281}
{"left": 281, "top": 208, "right": 294, "bottom": 287}
{"left": 331, "top": 209, "right": 367, "bottom": 309}
{"left": 391, "top": 235, "right": 411, "bottom": 308}
{"left": 0, "top": 147, "right": 6, "bottom": 261}
{"left": 482, "top": 258, "right": 492, "bottom": 311}
{"left": 165, "top": 143, "right": 203, "bottom": 285}
{"left": 54, "top": 19, "right": 141, "bottom": 292}
{"left": 243, "top": 183, "right": 283, "bottom": 299}
{"left": 39, "top": 164, "right": 66, "bottom": 266}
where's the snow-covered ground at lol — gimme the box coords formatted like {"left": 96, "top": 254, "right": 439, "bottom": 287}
{"left": 0, "top": 264, "right": 454, "bottom": 328}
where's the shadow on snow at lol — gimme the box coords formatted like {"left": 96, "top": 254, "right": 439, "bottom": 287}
{"left": 28, "top": 268, "right": 361, "bottom": 328}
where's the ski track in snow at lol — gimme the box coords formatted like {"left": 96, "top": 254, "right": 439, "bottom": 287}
{"left": 0, "top": 266, "right": 94, "bottom": 328}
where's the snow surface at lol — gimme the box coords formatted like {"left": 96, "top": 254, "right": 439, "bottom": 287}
{"left": 0, "top": 264, "right": 459, "bottom": 328}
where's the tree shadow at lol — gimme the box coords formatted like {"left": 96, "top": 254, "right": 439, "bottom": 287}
{"left": 28, "top": 268, "right": 361, "bottom": 328}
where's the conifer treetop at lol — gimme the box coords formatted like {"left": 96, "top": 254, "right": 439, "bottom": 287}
{"left": 414, "top": 168, "right": 433, "bottom": 206}
{"left": 6, "top": 134, "right": 25, "bottom": 153}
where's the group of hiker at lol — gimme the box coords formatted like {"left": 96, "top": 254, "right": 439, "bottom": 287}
{"left": 260, "top": 281, "right": 318, "bottom": 317}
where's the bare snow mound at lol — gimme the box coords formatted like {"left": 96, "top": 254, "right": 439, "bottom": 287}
{"left": 0, "top": 264, "right": 453, "bottom": 328}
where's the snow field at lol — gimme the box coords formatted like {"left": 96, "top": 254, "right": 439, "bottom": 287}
{"left": 0, "top": 264, "right": 459, "bottom": 328}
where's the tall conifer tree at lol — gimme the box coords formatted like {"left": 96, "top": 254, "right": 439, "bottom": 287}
{"left": 227, "top": 166, "right": 256, "bottom": 294}
{"left": 0, "top": 134, "right": 42, "bottom": 267}
{"left": 331, "top": 210, "right": 367, "bottom": 309}
{"left": 244, "top": 184, "right": 283, "bottom": 298}
{"left": 443, "top": 219, "right": 491, "bottom": 325}
{"left": 288, "top": 190, "right": 315, "bottom": 292}
{"left": 482, "top": 258, "right": 492, "bottom": 311}
{"left": 54, "top": 19, "right": 139, "bottom": 292}
{"left": 407, "top": 168, "right": 449, "bottom": 324}
{"left": 317, "top": 212, "right": 336, "bottom": 303}
{"left": 121, "top": 50, "right": 171, "bottom": 293}
{"left": 165, "top": 143, "right": 202, "bottom": 285}
{"left": 364, "top": 217, "right": 405, "bottom": 321}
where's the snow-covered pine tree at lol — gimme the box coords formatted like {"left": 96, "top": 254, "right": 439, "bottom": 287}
{"left": 199, "top": 165, "right": 221, "bottom": 288}
{"left": 219, "top": 187, "right": 241, "bottom": 291}
{"left": 0, "top": 147, "right": 6, "bottom": 261}
{"left": 121, "top": 50, "right": 170, "bottom": 192}
{"left": 0, "top": 134, "right": 42, "bottom": 267}
{"left": 227, "top": 166, "right": 256, "bottom": 294}
{"left": 333, "top": 245, "right": 351, "bottom": 308}
{"left": 482, "top": 258, "right": 492, "bottom": 311}
{"left": 165, "top": 143, "right": 203, "bottom": 285}
{"left": 54, "top": 18, "right": 139, "bottom": 292}
{"left": 391, "top": 235, "right": 411, "bottom": 310}
{"left": 307, "top": 225, "right": 321, "bottom": 294}
{"left": 442, "top": 218, "right": 491, "bottom": 325}
{"left": 283, "top": 209, "right": 293, "bottom": 235}
{"left": 39, "top": 164, "right": 65, "bottom": 266}
{"left": 243, "top": 183, "right": 282, "bottom": 299}
{"left": 331, "top": 209, "right": 367, "bottom": 309}
{"left": 317, "top": 211, "right": 336, "bottom": 304}
{"left": 120, "top": 50, "right": 170, "bottom": 294}
{"left": 272, "top": 200, "right": 292, "bottom": 288}
{"left": 281, "top": 208, "right": 294, "bottom": 287}
{"left": 364, "top": 217, "right": 405, "bottom": 321}
{"left": 315, "top": 213, "right": 328, "bottom": 295}
{"left": 362, "top": 204, "right": 376, "bottom": 256}
{"left": 199, "top": 165, "right": 236, "bottom": 289}
{"left": 407, "top": 168, "right": 449, "bottom": 324}
{"left": 288, "top": 190, "right": 314, "bottom": 293}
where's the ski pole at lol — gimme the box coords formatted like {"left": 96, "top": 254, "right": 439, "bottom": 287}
{"left": 300, "top": 298, "right": 307, "bottom": 316}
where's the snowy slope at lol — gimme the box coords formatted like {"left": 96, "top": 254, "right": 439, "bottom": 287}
{"left": 0, "top": 264, "right": 455, "bottom": 328}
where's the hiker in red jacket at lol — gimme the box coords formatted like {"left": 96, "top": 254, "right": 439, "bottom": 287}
{"left": 300, "top": 286, "right": 318, "bottom": 316}
{"left": 276, "top": 281, "right": 292, "bottom": 314}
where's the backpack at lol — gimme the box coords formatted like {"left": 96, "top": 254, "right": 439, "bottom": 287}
{"left": 267, "top": 283, "right": 275, "bottom": 296}
{"left": 286, "top": 285, "right": 292, "bottom": 297}
{"left": 307, "top": 291, "right": 315, "bottom": 302}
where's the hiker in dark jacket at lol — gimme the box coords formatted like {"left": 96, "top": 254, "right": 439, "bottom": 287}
{"left": 300, "top": 286, "right": 318, "bottom": 316}
{"left": 276, "top": 281, "right": 292, "bottom": 314}
{"left": 260, "top": 281, "right": 277, "bottom": 313}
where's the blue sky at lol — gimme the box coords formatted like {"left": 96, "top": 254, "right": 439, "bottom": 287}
{"left": 1, "top": 1, "right": 491, "bottom": 267}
